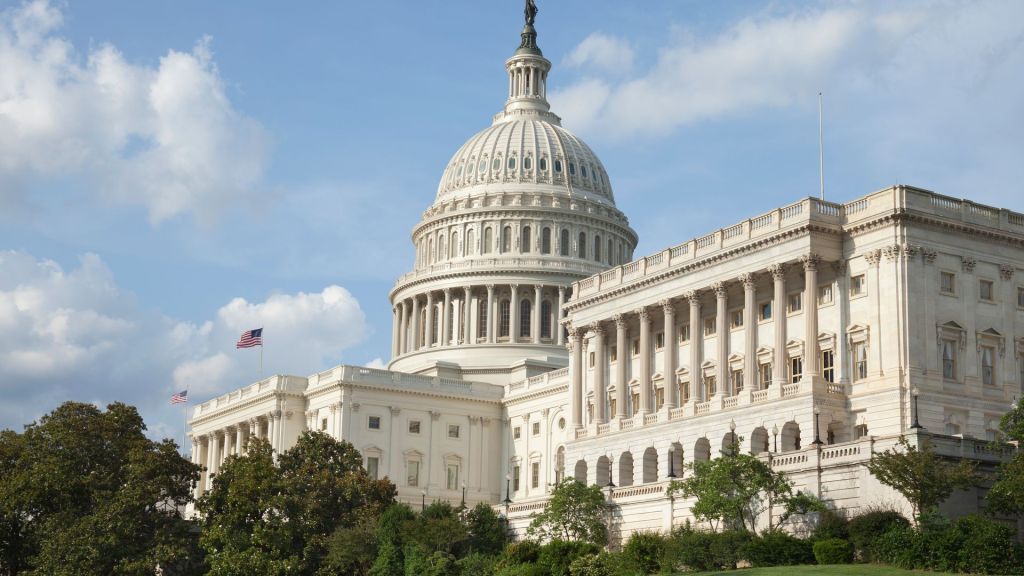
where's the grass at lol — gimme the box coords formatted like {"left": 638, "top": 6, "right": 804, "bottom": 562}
{"left": 690, "top": 566, "right": 947, "bottom": 576}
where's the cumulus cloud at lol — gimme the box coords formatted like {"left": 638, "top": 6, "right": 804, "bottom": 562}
{"left": 0, "top": 250, "right": 366, "bottom": 437}
{"left": 0, "top": 0, "right": 270, "bottom": 223}
{"left": 564, "top": 33, "right": 634, "bottom": 73}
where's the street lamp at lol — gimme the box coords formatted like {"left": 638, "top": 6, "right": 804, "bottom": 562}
{"left": 421, "top": 489, "right": 427, "bottom": 511}
{"left": 503, "top": 473, "right": 512, "bottom": 514}
{"left": 667, "top": 448, "right": 676, "bottom": 479}
{"left": 812, "top": 407, "right": 823, "bottom": 446}
{"left": 910, "top": 387, "right": 922, "bottom": 429}
{"left": 461, "top": 482, "right": 467, "bottom": 509}
{"left": 772, "top": 423, "right": 779, "bottom": 452}
{"left": 605, "top": 455, "right": 615, "bottom": 489}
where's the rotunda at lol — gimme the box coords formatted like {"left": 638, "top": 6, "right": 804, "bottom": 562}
{"left": 388, "top": 12, "right": 637, "bottom": 384}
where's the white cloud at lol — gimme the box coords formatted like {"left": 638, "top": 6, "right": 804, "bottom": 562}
{"left": 364, "top": 357, "right": 386, "bottom": 369}
{"left": 564, "top": 33, "right": 634, "bottom": 73}
{"left": 0, "top": 0, "right": 270, "bottom": 223}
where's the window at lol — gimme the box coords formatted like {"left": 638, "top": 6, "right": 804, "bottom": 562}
{"left": 853, "top": 342, "right": 868, "bottom": 381}
{"left": 408, "top": 420, "right": 421, "bottom": 434}
{"left": 367, "top": 457, "right": 379, "bottom": 480}
{"left": 679, "top": 324, "right": 690, "bottom": 342}
{"left": 539, "top": 157, "right": 547, "bottom": 171}
{"left": 679, "top": 380, "right": 690, "bottom": 403}
{"left": 608, "top": 238, "right": 614, "bottom": 265}
{"left": 655, "top": 332, "right": 664, "bottom": 350}
{"left": 759, "top": 302, "right": 772, "bottom": 321}
{"left": 492, "top": 157, "right": 501, "bottom": 171}
{"left": 513, "top": 426, "right": 521, "bottom": 440}
{"left": 703, "top": 317, "right": 716, "bottom": 336}
{"left": 655, "top": 387, "right": 665, "bottom": 409}
{"left": 368, "top": 416, "right": 381, "bottom": 430}
{"left": 578, "top": 232, "right": 587, "bottom": 259}
{"left": 817, "top": 284, "right": 834, "bottom": 305}
{"left": 731, "top": 369, "right": 744, "bottom": 394}
{"left": 589, "top": 351, "right": 595, "bottom": 367}
{"left": 631, "top": 339, "right": 640, "bottom": 356}
{"left": 531, "top": 462, "right": 540, "bottom": 488}
{"left": 705, "top": 375, "right": 717, "bottom": 396}
{"left": 787, "top": 292, "right": 803, "bottom": 313}
{"left": 501, "top": 226, "right": 512, "bottom": 253}
{"left": 448, "top": 424, "right": 460, "bottom": 439}
{"left": 981, "top": 346, "right": 996, "bottom": 386}
{"left": 594, "top": 235, "right": 602, "bottom": 262}
{"left": 979, "top": 279, "right": 994, "bottom": 302}
{"left": 822, "top": 350, "right": 834, "bottom": 383}
{"left": 522, "top": 226, "right": 531, "bottom": 253}
{"left": 851, "top": 274, "right": 866, "bottom": 296}
{"left": 609, "top": 398, "right": 617, "bottom": 416}
{"left": 790, "top": 357, "right": 803, "bottom": 383}
{"left": 940, "top": 271, "right": 956, "bottom": 294}
{"left": 483, "top": 227, "right": 493, "bottom": 253}
{"left": 560, "top": 229, "right": 570, "bottom": 256}
{"left": 540, "top": 300, "right": 552, "bottom": 339}
{"left": 407, "top": 460, "right": 420, "bottom": 486}
{"left": 1018, "top": 287, "right": 1024, "bottom": 308}
{"left": 499, "top": 300, "right": 511, "bottom": 337}
{"left": 854, "top": 424, "right": 869, "bottom": 439}
{"left": 587, "top": 402, "right": 594, "bottom": 422}
{"left": 513, "top": 465, "right": 521, "bottom": 491}
{"left": 554, "top": 159, "right": 562, "bottom": 173}
{"left": 941, "top": 340, "right": 957, "bottom": 380}
{"left": 541, "top": 227, "right": 551, "bottom": 254}
{"left": 466, "top": 229, "right": 475, "bottom": 255}
{"left": 631, "top": 392, "right": 640, "bottom": 415}
{"left": 519, "top": 299, "right": 532, "bottom": 338}
{"left": 321, "top": 418, "right": 328, "bottom": 431}
{"left": 507, "top": 156, "right": 517, "bottom": 170}
{"left": 523, "top": 156, "right": 532, "bottom": 170}
{"left": 446, "top": 464, "right": 460, "bottom": 490}
{"left": 610, "top": 345, "right": 617, "bottom": 362}
{"left": 477, "top": 299, "right": 487, "bottom": 338}
{"left": 532, "top": 422, "right": 540, "bottom": 435}
{"left": 450, "top": 231, "right": 459, "bottom": 259}
{"left": 569, "top": 161, "right": 576, "bottom": 175}
{"left": 759, "top": 363, "right": 772, "bottom": 388}
{"left": 730, "top": 310, "right": 744, "bottom": 329}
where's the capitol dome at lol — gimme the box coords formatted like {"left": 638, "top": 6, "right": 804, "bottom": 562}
{"left": 388, "top": 11, "right": 637, "bottom": 384}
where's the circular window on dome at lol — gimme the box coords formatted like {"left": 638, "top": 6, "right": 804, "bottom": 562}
{"left": 569, "top": 162, "right": 576, "bottom": 175}
{"left": 558, "top": 417, "right": 565, "bottom": 430}
{"left": 492, "top": 158, "right": 501, "bottom": 171}
{"left": 523, "top": 156, "right": 533, "bottom": 170}
{"left": 508, "top": 157, "right": 517, "bottom": 170}
{"left": 539, "top": 157, "right": 547, "bottom": 171}
{"left": 478, "top": 159, "right": 487, "bottom": 173}
{"left": 554, "top": 159, "right": 562, "bottom": 173}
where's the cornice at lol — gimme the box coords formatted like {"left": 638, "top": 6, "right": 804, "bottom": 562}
{"left": 503, "top": 382, "right": 568, "bottom": 406}
{"left": 190, "top": 390, "right": 305, "bottom": 427}
{"left": 390, "top": 266, "right": 596, "bottom": 299}
{"left": 411, "top": 205, "right": 637, "bottom": 244}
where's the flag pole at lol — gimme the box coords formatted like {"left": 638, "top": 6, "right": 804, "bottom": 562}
{"left": 818, "top": 92, "right": 825, "bottom": 201}
{"left": 260, "top": 326, "right": 264, "bottom": 378}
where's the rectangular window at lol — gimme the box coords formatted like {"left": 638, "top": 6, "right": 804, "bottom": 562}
{"left": 610, "top": 345, "right": 617, "bottom": 362}
{"left": 703, "top": 317, "right": 716, "bottom": 336}
{"left": 759, "top": 302, "right": 772, "bottom": 321}
{"left": 532, "top": 422, "right": 540, "bottom": 435}
{"left": 787, "top": 292, "right": 802, "bottom": 313}
{"left": 817, "top": 284, "right": 834, "bottom": 305}
{"left": 513, "top": 426, "right": 521, "bottom": 440}
{"left": 790, "top": 357, "right": 803, "bottom": 383}
{"left": 854, "top": 424, "right": 869, "bottom": 440}
{"left": 730, "top": 310, "right": 744, "bottom": 329}
{"left": 731, "top": 369, "right": 744, "bottom": 394}
{"left": 407, "top": 460, "right": 420, "bottom": 486}
{"left": 759, "top": 363, "right": 772, "bottom": 388}
{"left": 448, "top": 424, "right": 460, "bottom": 439}
{"left": 655, "top": 332, "right": 664, "bottom": 350}
{"left": 587, "top": 403, "right": 594, "bottom": 423}
{"left": 631, "top": 392, "right": 640, "bottom": 415}
{"left": 531, "top": 462, "right": 540, "bottom": 488}
{"left": 979, "top": 279, "right": 995, "bottom": 302}
{"left": 589, "top": 351, "right": 595, "bottom": 367}
{"left": 940, "top": 271, "right": 956, "bottom": 294}
{"left": 1018, "top": 286, "right": 1024, "bottom": 308}
{"left": 609, "top": 398, "right": 617, "bottom": 417}
{"left": 513, "top": 465, "right": 521, "bottom": 491}
{"left": 851, "top": 274, "right": 866, "bottom": 296}
{"left": 446, "top": 464, "right": 459, "bottom": 490}
{"left": 408, "top": 420, "right": 421, "bottom": 434}
{"left": 321, "top": 418, "right": 328, "bottom": 431}
{"left": 705, "top": 375, "right": 717, "bottom": 396}
{"left": 655, "top": 387, "right": 665, "bottom": 410}
{"left": 368, "top": 416, "right": 381, "bottom": 430}
{"left": 679, "top": 324, "right": 690, "bottom": 342}
{"left": 680, "top": 381, "right": 690, "bottom": 403}
{"left": 822, "top": 350, "right": 835, "bottom": 383}
{"left": 632, "top": 339, "right": 640, "bottom": 356}
{"left": 853, "top": 342, "right": 868, "bottom": 381}
{"left": 981, "top": 346, "right": 996, "bottom": 386}
{"left": 367, "top": 457, "right": 379, "bottom": 480}
{"left": 941, "top": 340, "right": 957, "bottom": 380}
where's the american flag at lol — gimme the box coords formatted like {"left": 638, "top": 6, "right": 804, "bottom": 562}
{"left": 236, "top": 328, "right": 263, "bottom": 349}
{"left": 170, "top": 390, "right": 188, "bottom": 405}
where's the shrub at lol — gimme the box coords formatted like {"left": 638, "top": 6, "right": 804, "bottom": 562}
{"left": 537, "top": 540, "right": 601, "bottom": 576}
{"left": 812, "top": 538, "right": 853, "bottom": 565}
{"left": 620, "top": 532, "right": 666, "bottom": 575}
{"left": 661, "top": 527, "right": 752, "bottom": 572}
{"left": 499, "top": 540, "right": 541, "bottom": 567}
{"left": 569, "top": 551, "right": 626, "bottom": 576}
{"left": 811, "top": 508, "right": 849, "bottom": 541}
{"left": 846, "top": 508, "right": 909, "bottom": 562}
{"left": 949, "top": 515, "right": 1024, "bottom": 575}
{"left": 743, "top": 531, "right": 815, "bottom": 567}
{"left": 456, "top": 552, "right": 499, "bottom": 576}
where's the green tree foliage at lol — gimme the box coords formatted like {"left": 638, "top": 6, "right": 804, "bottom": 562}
{"left": 0, "top": 401, "right": 202, "bottom": 576}
{"left": 319, "top": 520, "right": 377, "bottom": 576}
{"left": 987, "top": 399, "right": 1024, "bottom": 514}
{"left": 526, "top": 480, "right": 608, "bottom": 545}
{"left": 401, "top": 501, "right": 467, "bottom": 556}
{"left": 864, "top": 435, "right": 977, "bottom": 523}
{"left": 197, "top": 431, "right": 396, "bottom": 575}
{"left": 464, "top": 502, "right": 507, "bottom": 555}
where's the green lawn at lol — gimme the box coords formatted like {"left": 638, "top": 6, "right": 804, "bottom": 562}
{"left": 690, "top": 566, "right": 947, "bottom": 576}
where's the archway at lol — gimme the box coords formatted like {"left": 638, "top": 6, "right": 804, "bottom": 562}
{"left": 596, "top": 455, "right": 611, "bottom": 486}
{"left": 642, "top": 447, "right": 658, "bottom": 483}
{"left": 668, "top": 442, "right": 684, "bottom": 477}
{"left": 750, "top": 426, "right": 770, "bottom": 454}
{"left": 721, "top": 431, "right": 738, "bottom": 456}
{"left": 618, "top": 451, "right": 634, "bottom": 487}
{"left": 694, "top": 437, "right": 711, "bottom": 462}
{"left": 574, "top": 459, "right": 587, "bottom": 484}
{"left": 781, "top": 421, "right": 801, "bottom": 452}
{"left": 555, "top": 446, "right": 566, "bottom": 484}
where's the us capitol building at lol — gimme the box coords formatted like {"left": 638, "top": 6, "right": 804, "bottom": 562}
{"left": 188, "top": 9, "right": 1023, "bottom": 537}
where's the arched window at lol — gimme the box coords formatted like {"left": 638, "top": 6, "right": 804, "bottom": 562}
{"left": 499, "top": 300, "right": 511, "bottom": 337}
{"left": 523, "top": 156, "right": 533, "bottom": 171}
{"left": 507, "top": 156, "right": 517, "bottom": 170}
{"left": 520, "top": 299, "right": 532, "bottom": 338}
{"left": 483, "top": 227, "right": 493, "bottom": 254}
{"left": 430, "top": 306, "right": 439, "bottom": 346}
{"left": 438, "top": 234, "right": 446, "bottom": 261}
{"left": 502, "top": 226, "right": 512, "bottom": 253}
{"left": 578, "top": 232, "right": 587, "bottom": 259}
{"left": 418, "top": 238, "right": 426, "bottom": 266}
{"left": 594, "top": 235, "right": 602, "bottom": 262}
{"left": 560, "top": 229, "right": 570, "bottom": 256}
{"left": 607, "top": 238, "right": 613, "bottom": 264}
{"left": 541, "top": 300, "right": 552, "bottom": 339}
{"left": 541, "top": 227, "right": 552, "bottom": 254}
{"left": 477, "top": 298, "right": 488, "bottom": 339}
{"left": 522, "top": 226, "right": 531, "bottom": 253}
{"left": 539, "top": 157, "right": 548, "bottom": 171}
{"left": 450, "top": 231, "right": 458, "bottom": 259}
{"left": 554, "top": 159, "right": 563, "bottom": 173}
{"left": 428, "top": 237, "right": 434, "bottom": 264}
{"left": 466, "top": 229, "right": 475, "bottom": 256}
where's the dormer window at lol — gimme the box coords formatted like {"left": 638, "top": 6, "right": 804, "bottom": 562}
{"left": 523, "top": 156, "right": 533, "bottom": 170}
{"left": 508, "top": 156, "right": 517, "bottom": 170}
{"left": 554, "top": 159, "right": 563, "bottom": 173}
{"left": 478, "top": 159, "right": 487, "bottom": 173}
{"left": 569, "top": 161, "right": 576, "bottom": 175}
{"left": 581, "top": 165, "right": 588, "bottom": 178}
{"left": 492, "top": 158, "right": 501, "bottom": 171}
{"left": 539, "top": 157, "right": 548, "bottom": 171}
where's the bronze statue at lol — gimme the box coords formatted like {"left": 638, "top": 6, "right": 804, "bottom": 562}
{"left": 525, "top": 0, "right": 538, "bottom": 26}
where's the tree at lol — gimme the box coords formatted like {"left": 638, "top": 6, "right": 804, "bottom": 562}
{"left": 669, "top": 442, "right": 796, "bottom": 533}
{"left": 401, "top": 501, "right": 467, "bottom": 556}
{"left": 865, "top": 435, "right": 977, "bottom": 524}
{"left": 464, "top": 502, "right": 507, "bottom": 555}
{"left": 527, "top": 480, "right": 608, "bottom": 545}
{"left": 0, "top": 401, "right": 202, "bottom": 575}
{"left": 987, "top": 399, "right": 1024, "bottom": 514}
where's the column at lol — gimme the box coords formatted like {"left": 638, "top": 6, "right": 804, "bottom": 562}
{"left": 248, "top": 420, "right": 257, "bottom": 453}
{"left": 714, "top": 282, "right": 728, "bottom": 396}
{"left": 834, "top": 261, "right": 850, "bottom": 385}
{"left": 486, "top": 285, "right": 495, "bottom": 343}
{"left": 399, "top": 301, "right": 408, "bottom": 355}
{"left": 741, "top": 273, "right": 757, "bottom": 390}
{"left": 638, "top": 307, "right": 651, "bottom": 414}
{"left": 569, "top": 327, "right": 583, "bottom": 429}
{"left": 267, "top": 413, "right": 277, "bottom": 450}
{"left": 662, "top": 300, "right": 677, "bottom": 408}
{"left": 686, "top": 291, "right": 703, "bottom": 401}
{"left": 802, "top": 254, "right": 820, "bottom": 380}
{"left": 533, "top": 285, "right": 542, "bottom": 344}
{"left": 207, "top": 432, "right": 220, "bottom": 485}
{"left": 411, "top": 296, "right": 421, "bottom": 351}
{"left": 510, "top": 284, "right": 520, "bottom": 342}
{"left": 614, "top": 314, "right": 628, "bottom": 418}
{"left": 224, "top": 428, "right": 235, "bottom": 458}
{"left": 463, "top": 286, "right": 472, "bottom": 344}
{"left": 442, "top": 289, "right": 452, "bottom": 346}
{"left": 235, "top": 426, "right": 244, "bottom": 456}
{"left": 557, "top": 287, "right": 566, "bottom": 345}
{"left": 592, "top": 322, "right": 607, "bottom": 423}
{"left": 425, "top": 292, "right": 435, "bottom": 348}
{"left": 770, "top": 264, "right": 787, "bottom": 386}
{"left": 391, "top": 306, "right": 399, "bottom": 358}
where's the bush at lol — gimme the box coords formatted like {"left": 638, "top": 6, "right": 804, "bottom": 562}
{"left": 846, "top": 508, "right": 909, "bottom": 562}
{"left": 569, "top": 551, "right": 626, "bottom": 576}
{"left": 537, "top": 540, "right": 601, "bottom": 576}
{"left": 499, "top": 540, "right": 541, "bottom": 567}
{"left": 812, "top": 508, "right": 849, "bottom": 541}
{"left": 812, "top": 538, "right": 853, "bottom": 565}
{"left": 661, "top": 527, "right": 751, "bottom": 572}
{"left": 456, "top": 552, "right": 499, "bottom": 576}
{"left": 949, "top": 515, "right": 1024, "bottom": 575}
{"left": 870, "top": 515, "right": 1024, "bottom": 575}
{"left": 620, "top": 532, "right": 666, "bottom": 575}
{"left": 742, "top": 531, "right": 814, "bottom": 567}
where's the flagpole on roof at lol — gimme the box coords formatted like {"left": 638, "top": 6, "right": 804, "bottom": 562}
{"left": 260, "top": 327, "right": 264, "bottom": 378}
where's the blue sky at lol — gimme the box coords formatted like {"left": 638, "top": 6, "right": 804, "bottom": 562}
{"left": 1, "top": 0, "right": 1022, "bottom": 441}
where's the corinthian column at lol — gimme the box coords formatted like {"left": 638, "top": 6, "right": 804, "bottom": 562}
{"left": 510, "top": 284, "right": 520, "bottom": 342}
{"left": 592, "top": 322, "right": 607, "bottom": 423}
{"left": 661, "top": 300, "right": 677, "bottom": 408}
{"left": 441, "top": 289, "right": 451, "bottom": 346}
{"left": 638, "top": 307, "right": 651, "bottom": 414}
{"left": 463, "top": 286, "right": 472, "bottom": 344}
{"left": 425, "top": 292, "right": 435, "bottom": 348}
{"left": 740, "top": 273, "right": 757, "bottom": 391}
{"left": 411, "top": 296, "right": 421, "bottom": 351}
{"left": 614, "top": 314, "right": 628, "bottom": 418}
{"left": 769, "top": 264, "right": 787, "bottom": 386}
{"left": 802, "top": 254, "right": 821, "bottom": 381}
{"left": 686, "top": 291, "right": 703, "bottom": 401}
{"left": 398, "top": 300, "right": 408, "bottom": 355}
{"left": 569, "top": 327, "right": 583, "bottom": 429}
{"left": 557, "top": 287, "right": 566, "bottom": 345}
{"left": 533, "top": 285, "right": 543, "bottom": 344}
{"left": 486, "top": 285, "right": 495, "bottom": 343}
{"left": 714, "top": 282, "right": 728, "bottom": 396}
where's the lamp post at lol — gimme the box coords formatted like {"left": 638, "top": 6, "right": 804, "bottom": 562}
{"left": 503, "top": 473, "right": 512, "bottom": 515}
{"left": 772, "top": 423, "right": 779, "bottom": 452}
{"left": 910, "top": 387, "right": 922, "bottom": 429}
{"left": 605, "top": 455, "right": 615, "bottom": 489}
{"left": 461, "top": 482, "right": 467, "bottom": 509}
{"left": 421, "top": 489, "right": 427, "bottom": 511}
{"left": 729, "top": 419, "right": 737, "bottom": 454}
{"left": 667, "top": 448, "right": 676, "bottom": 479}
{"left": 812, "top": 407, "right": 823, "bottom": 446}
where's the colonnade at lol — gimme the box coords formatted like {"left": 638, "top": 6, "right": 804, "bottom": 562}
{"left": 392, "top": 283, "right": 569, "bottom": 357}
{"left": 190, "top": 411, "right": 279, "bottom": 495}
{"left": 568, "top": 254, "right": 830, "bottom": 430}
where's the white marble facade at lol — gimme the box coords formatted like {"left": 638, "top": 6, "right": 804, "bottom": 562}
{"left": 189, "top": 15, "right": 1023, "bottom": 539}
